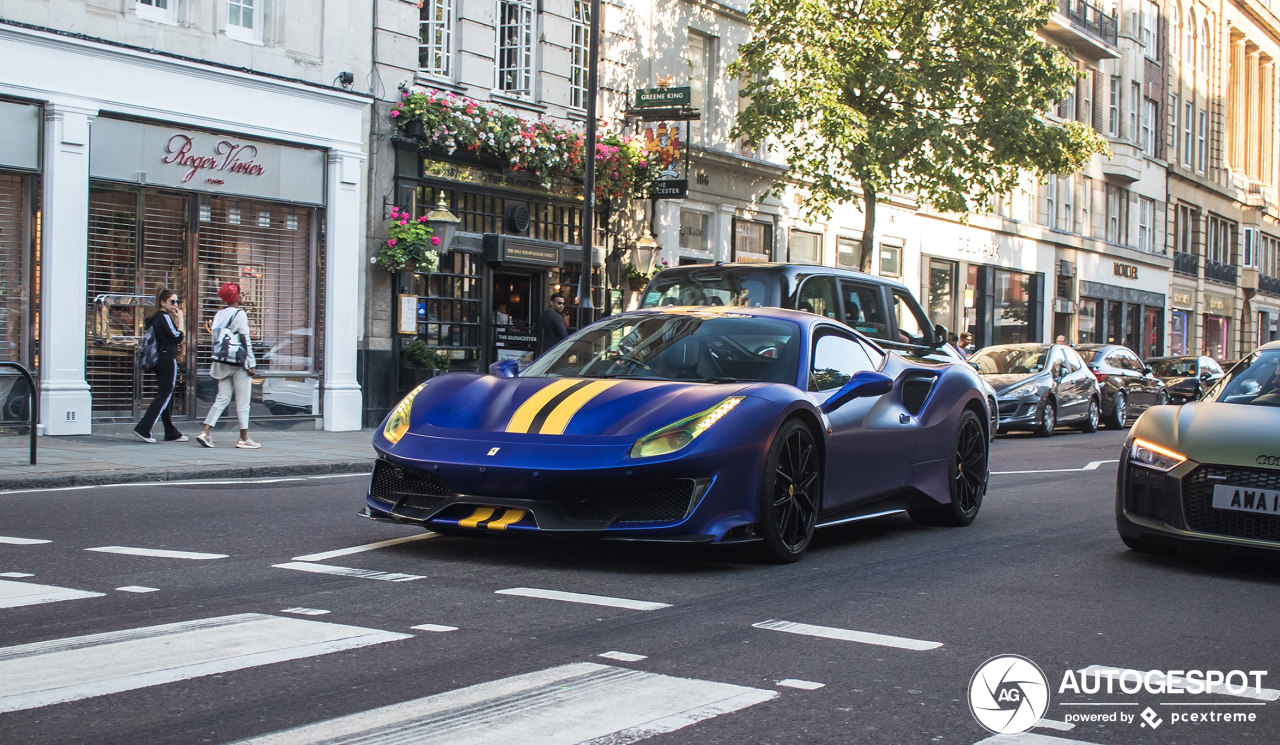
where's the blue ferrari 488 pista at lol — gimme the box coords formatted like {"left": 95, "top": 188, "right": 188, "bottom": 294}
{"left": 364, "top": 306, "right": 993, "bottom": 561}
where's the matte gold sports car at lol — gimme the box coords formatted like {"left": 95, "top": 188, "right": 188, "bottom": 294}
{"left": 1117, "top": 340, "right": 1280, "bottom": 553}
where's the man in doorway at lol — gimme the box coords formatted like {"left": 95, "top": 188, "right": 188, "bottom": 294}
{"left": 537, "top": 293, "right": 568, "bottom": 356}
{"left": 1055, "top": 334, "right": 1067, "bottom": 344}
{"left": 959, "top": 332, "right": 974, "bottom": 358}
{"left": 493, "top": 304, "right": 511, "bottom": 326}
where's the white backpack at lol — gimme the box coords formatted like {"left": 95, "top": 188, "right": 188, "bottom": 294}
{"left": 211, "top": 309, "right": 249, "bottom": 367}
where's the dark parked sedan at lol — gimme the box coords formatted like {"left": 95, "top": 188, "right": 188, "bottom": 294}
{"left": 1145, "top": 355, "right": 1226, "bottom": 404}
{"left": 969, "top": 343, "right": 1101, "bottom": 436}
{"left": 1077, "top": 344, "right": 1168, "bottom": 428}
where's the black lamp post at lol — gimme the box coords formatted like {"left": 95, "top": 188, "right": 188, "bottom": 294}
{"left": 575, "top": 0, "right": 602, "bottom": 330}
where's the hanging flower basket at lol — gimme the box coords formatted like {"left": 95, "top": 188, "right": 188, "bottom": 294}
{"left": 372, "top": 207, "right": 440, "bottom": 274}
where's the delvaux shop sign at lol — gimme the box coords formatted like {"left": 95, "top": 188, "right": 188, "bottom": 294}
{"left": 89, "top": 118, "right": 326, "bottom": 206}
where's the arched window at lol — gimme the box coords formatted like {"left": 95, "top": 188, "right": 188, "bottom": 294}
{"left": 1199, "top": 18, "right": 1210, "bottom": 73}
{"left": 1187, "top": 9, "right": 1197, "bottom": 68}
{"left": 1174, "top": 3, "right": 1183, "bottom": 59}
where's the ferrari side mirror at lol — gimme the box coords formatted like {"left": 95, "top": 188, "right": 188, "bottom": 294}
{"left": 821, "top": 371, "right": 894, "bottom": 414}
{"left": 930, "top": 323, "right": 947, "bottom": 348}
{"left": 489, "top": 359, "right": 519, "bottom": 378}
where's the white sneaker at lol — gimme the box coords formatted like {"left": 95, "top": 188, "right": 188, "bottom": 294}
{"left": 133, "top": 431, "right": 156, "bottom": 444}
{"left": 166, "top": 435, "right": 189, "bottom": 443}
{"left": 236, "top": 439, "right": 261, "bottom": 449}
{"left": 195, "top": 433, "right": 215, "bottom": 448}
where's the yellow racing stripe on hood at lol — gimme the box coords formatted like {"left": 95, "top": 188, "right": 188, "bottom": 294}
{"left": 537, "top": 380, "right": 620, "bottom": 435}
{"left": 505, "top": 378, "right": 579, "bottom": 433}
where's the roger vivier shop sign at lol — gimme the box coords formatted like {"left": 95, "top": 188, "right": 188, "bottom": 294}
{"left": 89, "top": 118, "right": 326, "bottom": 205}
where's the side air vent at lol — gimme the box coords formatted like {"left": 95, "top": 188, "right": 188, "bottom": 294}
{"left": 901, "top": 373, "right": 938, "bottom": 416}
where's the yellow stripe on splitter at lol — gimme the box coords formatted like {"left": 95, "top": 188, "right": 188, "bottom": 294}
{"left": 487, "top": 509, "right": 527, "bottom": 530}
{"left": 505, "top": 378, "right": 580, "bottom": 433}
{"left": 459, "top": 507, "right": 496, "bottom": 528}
{"left": 537, "top": 380, "right": 620, "bottom": 435}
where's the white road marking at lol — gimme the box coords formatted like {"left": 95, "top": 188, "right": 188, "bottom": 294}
{"left": 0, "top": 580, "right": 105, "bottom": 609}
{"left": 224, "top": 662, "right": 776, "bottom": 745}
{"left": 599, "top": 651, "right": 647, "bottom": 662}
{"left": 292, "top": 533, "right": 435, "bottom": 562}
{"left": 496, "top": 587, "right": 671, "bottom": 611}
{"left": 974, "top": 734, "right": 1099, "bottom": 745}
{"left": 0, "top": 472, "right": 370, "bottom": 496}
{"left": 0, "top": 572, "right": 34, "bottom": 578}
{"left": 281, "top": 608, "right": 330, "bottom": 616}
{"left": 1035, "top": 718, "right": 1076, "bottom": 731}
{"left": 116, "top": 586, "right": 159, "bottom": 593}
{"left": 411, "top": 624, "right": 457, "bottom": 632}
{"left": 752, "top": 620, "right": 942, "bottom": 651}
{"left": 0, "top": 537, "right": 50, "bottom": 545}
{"left": 0, "top": 613, "right": 410, "bottom": 713}
{"left": 993, "top": 460, "right": 1119, "bottom": 475}
{"left": 777, "top": 679, "right": 824, "bottom": 690}
{"left": 1076, "top": 665, "right": 1280, "bottom": 702}
{"left": 747, "top": 622, "right": 942, "bottom": 650}
{"left": 86, "top": 546, "right": 228, "bottom": 560}
{"left": 273, "top": 562, "right": 425, "bottom": 582}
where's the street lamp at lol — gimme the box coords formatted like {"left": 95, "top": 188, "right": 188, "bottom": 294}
{"left": 632, "top": 226, "right": 660, "bottom": 275}
{"left": 426, "top": 191, "right": 461, "bottom": 254}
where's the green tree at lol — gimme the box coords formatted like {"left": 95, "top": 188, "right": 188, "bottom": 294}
{"left": 732, "top": 0, "right": 1108, "bottom": 271}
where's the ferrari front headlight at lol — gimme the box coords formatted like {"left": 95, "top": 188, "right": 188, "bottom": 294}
{"left": 1130, "top": 438, "right": 1187, "bottom": 472}
{"left": 383, "top": 383, "right": 427, "bottom": 444}
{"left": 630, "top": 396, "right": 743, "bottom": 459}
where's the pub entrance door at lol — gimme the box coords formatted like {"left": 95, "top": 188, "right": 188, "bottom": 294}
{"left": 490, "top": 271, "right": 542, "bottom": 370}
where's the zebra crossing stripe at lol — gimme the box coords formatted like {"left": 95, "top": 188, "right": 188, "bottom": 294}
{"left": 227, "top": 662, "right": 776, "bottom": 744}
{"left": 0, "top": 613, "right": 410, "bottom": 713}
{"left": 0, "top": 579, "right": 105, "bottom": 609}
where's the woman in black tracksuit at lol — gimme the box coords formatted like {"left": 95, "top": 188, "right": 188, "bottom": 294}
{"left": 134, "top": 287, "right": 187, "bottom": 443}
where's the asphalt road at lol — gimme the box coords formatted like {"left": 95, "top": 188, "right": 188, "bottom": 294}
{"left": 2, "top": 425, "right": 1278, "bottom": 745}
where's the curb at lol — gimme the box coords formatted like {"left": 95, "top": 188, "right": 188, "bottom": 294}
{"left": 0, "top": 460, "right": 374, "bottom": 492}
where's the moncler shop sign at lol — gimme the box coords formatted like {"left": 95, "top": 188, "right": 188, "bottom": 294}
{"left": 90, "top": 118, "right": 326, "bottom": 205}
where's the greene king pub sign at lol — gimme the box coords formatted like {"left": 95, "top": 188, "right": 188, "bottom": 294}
{"left": 637, "top": 87, "right": 692, "bottom": 108}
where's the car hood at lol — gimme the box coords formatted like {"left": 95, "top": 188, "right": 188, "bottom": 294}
{"left": 406, "top": 373, "right": 757, "bottom": 439}
{"left": 1159, "top": 376, "right": 1199, "bottom": 390}
{"left": 983, "top": 373, "right": 1044, "bottom": 395}
{"left": 1131, "top": 402, "right": 1280, "bottom": 469}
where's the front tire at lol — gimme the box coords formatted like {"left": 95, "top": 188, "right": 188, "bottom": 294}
{"left": 1035, "top": 398, "right": 1057, "bottom": 437}
{"left": 757, "top": 419, "right": 821, "bottom": 563}
{"left": 1105, "top": 393, "right": 1128, "bottom": 429}
{"left": 910, "top": 410, "right": 987, "bottom": 527}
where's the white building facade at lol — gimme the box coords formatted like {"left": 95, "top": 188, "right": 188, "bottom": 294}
{"left": 0, "top": 4, "right": 370, "bottom": 434}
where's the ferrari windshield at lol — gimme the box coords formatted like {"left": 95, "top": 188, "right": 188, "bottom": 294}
{"left": 1150, "top": 358, "right": 1198, "bottom": 377}
{"left": 520, "top": 313, "right": 800, "bottom": 383}
{"left": 1207, "top": 350, "right": 1280, "bottom": 407}
{"left": 640, "top": 269, "right": 771, "bottom": 308}
{"left": 968, "top": 346, "right": 1049, "bottom": 375}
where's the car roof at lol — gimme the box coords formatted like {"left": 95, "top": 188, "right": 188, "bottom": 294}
{"left": 621, "top": 305, "right": 818, "bottom": 323}
{"left": 651, "top": 262, "right": 911, "bottom": 290}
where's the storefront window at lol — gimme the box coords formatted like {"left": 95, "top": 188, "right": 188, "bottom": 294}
{"left": 879, "top": 243, "right": 902, "bottom": 277}
{"left": 1143, "top": 307, "right": 1161, "bottom": 357}
{"left": 417, "top": 252, "right": 482, "bottom": 367}
{"left": 732, "top": 219, "right": 772, "bottom": 262}
{"left": 789, "top": 230, "right": 821, "bottom": 264}
{"left": 679, "top": 211, "right": 710, "bottom": 252}
{"left": 1170, "top": 310, "right": 1188, "bottom": 355}
{"left": 1204, "top": 315, "right": 1229, "bottom": 360}
{"left": 0, "top": 173, "right": 33, "bottom": 367}
{"left": 927, "top": 258, "right": 956, "bottom": 332}
{"left": 993, "top": 269, "right": 1031, "bottom": 344}
{"left": 837, "top": 236, "right": 862, "bottom": 269}
{"left": 1078, "top": 298, "right": 1100, "bottom": 344}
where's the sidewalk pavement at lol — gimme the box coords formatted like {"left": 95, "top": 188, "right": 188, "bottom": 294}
{"left": 0, "top": 427, "right": 378, "bottom": 491}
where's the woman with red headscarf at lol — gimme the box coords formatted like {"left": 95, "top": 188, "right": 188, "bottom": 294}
{"left": 195, "top": 282, "right": 259, "bottom": 448}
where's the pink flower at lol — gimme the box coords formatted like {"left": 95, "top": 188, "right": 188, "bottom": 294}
{"left": 431, "top": 236, "right": 442, "bottom": 246}
{"left": 400, "top": 219, "right": 408, "bottom": 226}
{"left": 402, "top": 91, "right": 410, "bottom": 98}
{"left": 639, "top": 160, "right": 647, "bottom": 167}
{"left": 418, "top": 215, "right": 428, "bottom": 222}
{"left": 387, "top": 239, "right": 397, "bottom": 246}
{"left": 390, "top": 110, "right": 400, "bottom": 118}
{"left": 390, "top": 207, "right": 400, "bottom": 217}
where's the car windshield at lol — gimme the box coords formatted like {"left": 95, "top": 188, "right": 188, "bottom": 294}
{"left": 640, "top": 269, "right": 770, "bottom": 308}
{"left": 520, "top": 313, "right": 800, "bottom": 384}
{"left": 1150, "top": 358, "right": 1198, "bottom": 377}
{"left": 1076, "top": 350, "right": 1098, "bottom": 362}
{"left": 1206, "top": 350, "right": 1280, "bottom": 407}
{"left": 968, "top": 346, "right": 1049, "bottom": 375}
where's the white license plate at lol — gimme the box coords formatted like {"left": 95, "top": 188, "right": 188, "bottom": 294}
{"left": 1212, "top": 484, "right": 1280, "bottom": 515}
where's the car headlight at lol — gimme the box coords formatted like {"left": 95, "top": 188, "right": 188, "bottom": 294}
{"left": 630, "top": 396, "right": 743, "bottom": 459}
{"left": 383, "top": 383, "right": 427, "bottom": 444}
{"left": 1003, "top": 384, "right": 1042, "bottom": 400}
{"left": 1130, "top": 438, "right": 1187, "bottom": 472}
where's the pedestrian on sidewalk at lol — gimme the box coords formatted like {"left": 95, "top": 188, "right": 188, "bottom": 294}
{"left": 536, "top": 293, "right": 568, "bottom": 357}
{"left": 195, "top": 282, "right": 260, "bottom": 449}
{"left": 134, "top": 287, "right": 188, "bottom": 443}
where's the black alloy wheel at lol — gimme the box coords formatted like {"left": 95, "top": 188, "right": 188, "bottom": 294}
{"left": 909, "top": 409, "right": 987, "bottom": 527}
{"left": 758, "top": 419, "right": 821, "bottom": 563}
{"left": 1035, "top": 398, "right": 1056, "bottom": 437}
{"left": 1106, "top": 393, "right": 1127, "bottom": 429}
{"left": 1155, "top": 390, "right": 1168, "bottom": 406}
{"left": 1078, "top": 396, "right": 1100, "bottom": 433}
